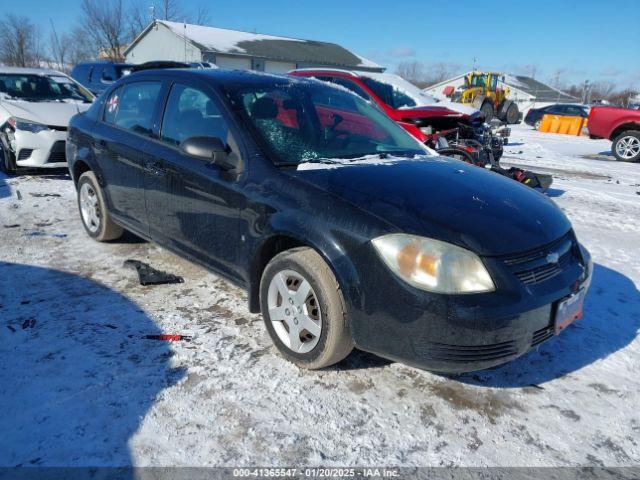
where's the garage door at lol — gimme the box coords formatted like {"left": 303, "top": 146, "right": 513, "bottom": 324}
{"left": 265, "top": 61, "right": 297, "bottom": 74}
{"left": 215, "top": 56, "right": 251, "bottom": 71}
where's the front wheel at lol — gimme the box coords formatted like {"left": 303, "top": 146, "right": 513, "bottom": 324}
{"left": 505, "top": 104, "right": 520, "bottom": 124}
{"left": 260, "top": 247, "right": 354, "bottom": 369}
{"left": 0, "top": 148, "right": 17, "bottom": 175}
{"left": 612, "top": 130, "right": 640, "bottom": 162}
{"left": 77, "top": 171, "right": 123, "bottom": 241}
{"left": 480, "top": 102, "right": 494, "bottom": 122}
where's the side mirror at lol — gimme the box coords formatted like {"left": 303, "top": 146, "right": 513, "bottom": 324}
{"left": 179, "top": 136, "right": 236, "bottom": 170}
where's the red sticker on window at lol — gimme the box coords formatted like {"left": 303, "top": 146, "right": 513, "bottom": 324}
{"left": 107, "top": 94, "right": 119, "bottom": 113}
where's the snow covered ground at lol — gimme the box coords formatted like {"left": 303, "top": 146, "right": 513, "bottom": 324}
{"left": 0, "top": 124, "right": 639, "bottom": 468}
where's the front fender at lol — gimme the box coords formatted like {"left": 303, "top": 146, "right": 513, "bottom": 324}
{"left": 248, "top": 212, "right": 366, "bottom": 323}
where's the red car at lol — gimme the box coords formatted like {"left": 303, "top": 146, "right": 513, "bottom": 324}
{"left": 289, "top": 69, "right": 481, "bottom": 142}
{"left": 588, "top": 106, "right": 640, "bottom": 162}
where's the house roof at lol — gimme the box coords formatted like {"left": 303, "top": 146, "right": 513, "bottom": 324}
{"left": 502, "top": 75, "right": 578, "bottom": 102}
{"left": 126, "top": 21, "right": 382, "bottom": 71}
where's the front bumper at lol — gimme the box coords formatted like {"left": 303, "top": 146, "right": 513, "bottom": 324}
{"left": 8, "top": 129, "right": 68, "bottom": 168}
{"left": 348, "top": 235, "right": 592, "bottom": 373}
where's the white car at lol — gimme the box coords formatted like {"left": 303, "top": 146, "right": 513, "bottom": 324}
{"left": 0, "top": 67, "right": 94, "bottom": 173}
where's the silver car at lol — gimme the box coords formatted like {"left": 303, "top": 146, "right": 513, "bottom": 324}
{"left": 0, "top": 67, "right": 94, "bottom": 173}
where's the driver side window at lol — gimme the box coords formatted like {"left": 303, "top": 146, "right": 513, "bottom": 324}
{"left": 161, "top": 84, "right": 230, "bottom": 147}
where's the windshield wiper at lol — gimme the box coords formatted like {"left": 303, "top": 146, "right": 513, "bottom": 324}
{"left": 297, "top": 157, "right": 346, "bottom": 165}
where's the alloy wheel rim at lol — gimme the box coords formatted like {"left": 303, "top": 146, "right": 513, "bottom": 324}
{"left": 267, "top": 269, "right": 322, "bottom": 354}
{"left": 616, "top": 136, "right": 640, "bottom": 159}
{"left": 79, "top": 183, "right": 101, "bottom": 233}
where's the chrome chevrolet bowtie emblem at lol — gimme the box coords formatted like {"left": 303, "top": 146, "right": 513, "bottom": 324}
{"left": 546, "top": 252, "right": 560, "bottom": 264}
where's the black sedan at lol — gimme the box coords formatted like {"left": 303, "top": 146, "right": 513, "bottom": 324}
{"left": 525, "top": 103, "right": 590, "bottom": 129}
{"left": 67, "top": 69, "right": 592, "bottom": 373}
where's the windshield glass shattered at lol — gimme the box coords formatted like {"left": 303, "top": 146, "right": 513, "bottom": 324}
{"left": 0, "top": 74, "right": 93, "bottom": 103}
{"left": 228, "top": 80, "right": 426, "bottom": 165}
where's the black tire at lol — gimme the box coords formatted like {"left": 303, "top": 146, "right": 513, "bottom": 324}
{"left": 0, "top": 148, "right": 17, "bottom": 175}
{"left": 437, "top": 147, "right": 478, "bottom": 165}
{"left": 480, "top": 101, "right": 494, "bottom": 122}
{"left": 260, "top": 247, "right": 354, "bottom": 369}
{"left": 611, "top": 130, "right": 640, "bottom": 163}
{"left": 505, "top": 103, "right": 520, "bottom": 124}
{"left": 77, "top": 171, "right": 123, "bottom": 241}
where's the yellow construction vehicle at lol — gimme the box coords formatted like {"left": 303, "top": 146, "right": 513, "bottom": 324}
{"left": 446, "top": 72, "right": 520, "bottom": 124}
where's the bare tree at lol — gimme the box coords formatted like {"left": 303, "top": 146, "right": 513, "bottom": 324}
{"left": 0, "top": 15, "right": 42, "bottom": 67}
{"left": 49, "top": 19, "right": 70, "bottom": 71}
{"left": 192, "top": 4, "right": 211, "bottom": 25}
{"left": 67, "top": 26, "right": 96, "bottom": 65}
{"left": 396, "top": 60, "right": 463, "bottom": 89}
{"left": 395, "top": 61, "right": 425, "bottom": 84}
{"left": 158, "top": 0, "right": 183, "bottom": 21}
{"left": 79, "top": 0, "right": 128, "bottom": 61}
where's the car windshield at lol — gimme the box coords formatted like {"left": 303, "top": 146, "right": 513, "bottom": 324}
{"left": 227, "top": 79, "right": 427, "bottom": 165}
{"left": 360, "top": 73, "right": 439, "bottom": 110}
{"left": 0, "top": 73, "right": 93, "bottom": 103}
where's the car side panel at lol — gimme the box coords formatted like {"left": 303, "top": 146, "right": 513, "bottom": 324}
{"left": 588, "top": 106, "right": 640, "bottom": 139}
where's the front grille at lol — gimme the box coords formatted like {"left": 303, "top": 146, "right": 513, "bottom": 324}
{"left": 501, "top": 232, "right": 578, "bottom": 285}
{"left": 17, "top": 149, "right": 33, "bottom": 160}
{"left": 47, "top": 141, "right": 66, "bottom": 163}
{"left": 418, "top": 339, "right": 519, "bottom": 363}
{"left": 531, "top": 326, "right": 554, "bottom": 347}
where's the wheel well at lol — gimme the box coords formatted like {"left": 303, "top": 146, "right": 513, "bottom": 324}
{"left": 72, "top": 160, "right": 91, "bottom": 188}
{"left": 610, "top": 123, "right": 640, "bottom": 140}
{"left": 248, "top": 235, "right": 306, "bottom": 313}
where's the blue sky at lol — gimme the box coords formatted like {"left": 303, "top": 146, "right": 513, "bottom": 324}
{"left": 18, "top": 0, "right": 640, "bottom": 88}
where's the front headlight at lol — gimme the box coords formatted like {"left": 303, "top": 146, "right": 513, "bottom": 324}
{"left": 8, "top": 117, "right": 50, "bottom": 133}
{"left": 372, "top": 234, "right": 495, "bottom": 294}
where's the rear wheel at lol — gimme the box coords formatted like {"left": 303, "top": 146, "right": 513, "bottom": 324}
{"left": 480, "top": 102, "right": 494, "bottom": 122}
{"left": 77, "top": 171, "right": 123, "bottom": 241}
{"left": 612, "top": 130, "right": 640, "bottom": 163}
{"left": 260, "top": 247, "right": 353, "bottom": 369}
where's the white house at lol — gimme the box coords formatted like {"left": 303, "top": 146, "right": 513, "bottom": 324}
{"left": 423, "top": 72, "right": 578, "bottom": 114}
{"left": 124, "top": 21, "right": 383, "bottom": 74}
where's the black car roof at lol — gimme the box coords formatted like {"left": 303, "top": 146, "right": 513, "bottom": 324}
{"left": 126, "top": 68, "right": 308, "bottom": 88}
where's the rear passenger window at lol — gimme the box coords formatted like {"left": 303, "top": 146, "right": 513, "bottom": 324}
{"left": 331, "top": 78, "right": 371, "bottom": 101}
{"left": 103, "top": 87, "right": 122, "bottom": 125}
{"left": 161, "top": 84, "right": 229, "bottom": 146}
{"left": 103, "top": 82, "right": 162, "bottom": 137}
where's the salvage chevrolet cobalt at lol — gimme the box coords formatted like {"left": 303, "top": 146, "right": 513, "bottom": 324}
{"left": 67, "top": 69, "right": 592, "bottom": 372}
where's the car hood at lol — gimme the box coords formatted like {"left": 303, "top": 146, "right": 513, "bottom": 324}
{"left": 396, "top": 105, "right": 470, "bottom": 120}
{"left": 1, "top": 99, "right": 89, "bottom": 127}
{"left": 290, "top": 157, "right": 570, "bottom": 256}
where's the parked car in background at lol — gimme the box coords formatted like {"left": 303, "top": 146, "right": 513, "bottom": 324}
{"left": 588, "top": 106, "right": 640, "bottom": 162}
{"left": 67, "top": 68, "right": 592, "bottom": 373}
{"left": 0, "top": 67, "right": 94, "bottom": 174}
{"left": 525, "top": 103, "right": 589, "bottom": 130}
{"left": 189, "top": 62, "right": 218, "bottom": 69}
{"left": 290, "top": 69, "right": 481, "bottom": 141}
{"left": 70, "top": 61, "right": 133, "bottom": 95}
{"left": 290, "top": 68, "right": 509, "bottom": 164}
